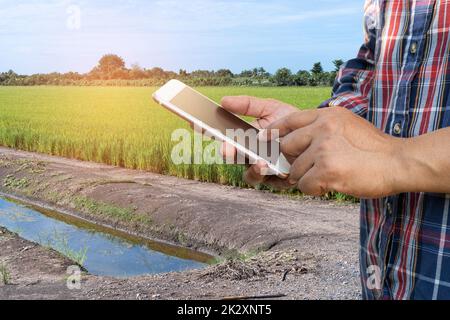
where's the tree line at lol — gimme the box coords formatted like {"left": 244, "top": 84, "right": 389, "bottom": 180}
{"left": 0, "top": 54, "right": 344, "bottom": 87}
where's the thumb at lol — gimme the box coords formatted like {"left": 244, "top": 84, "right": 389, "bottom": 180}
{"left": 221, "top": 96, "right": 277, "bottom": 118}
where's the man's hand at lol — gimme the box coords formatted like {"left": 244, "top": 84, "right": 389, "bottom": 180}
{"left": 220, "top": 96, "right": 298, "bottom": 189}
{"left": 262, "top": 107, "right": 402, "bottom": 198}
{"left": 221, "top": 98, "right": 450, "bottom": 198}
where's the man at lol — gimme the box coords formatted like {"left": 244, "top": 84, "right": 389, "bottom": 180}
{"left": 221, "top": 0, "right": 450, "bottom": 300}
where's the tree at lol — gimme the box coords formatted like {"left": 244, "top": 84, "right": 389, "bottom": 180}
{"left": 0, "top": 70, "right": 21, "bottom": 85}
{"left": 327, "top": 59, "right": 345, "bottom": 86}
{"left": 130, "top": 63, "right": 146, "bottom": 79}
{"left": 273, "top": 68, "right": 293, "bottom": 86}
{"left": 111, "top": 68, "right": 130, "bottom": 80}
{"left": 0, "top": 70, "right": 17, "bottom": 84}
{"left": 96, "top": 54, "right": 126, "bottom": 77}
{"left": 191, "top": 70, "right": 214, "bottom": 78}
{"left": 256, "top": 67, "right": 270, "bottom": 78}
{"left": 293, "top": 70, "right": 311, "bottom": 86}
{"left": 147, "top": 67, "right": 164, "bottom": 77}
{"left": 332, "top": 59, "right": 344, "bottom": 72}
{"left": 62, "top": 72, "right": 83, "bottom": 81}
{"left": 179, "top": 69, "right": 189, "bottom": 77}
{"left": 0, "top": 57, "right": 347, "bottom": 87}
{"left": 216, "top": 69, "right": 234, "bottom": 78}
{"left": 239, "top": 69, "right": 254, "bottom": 78}
{"left": 311, "top": 62, "right": 324, "bottom": 75}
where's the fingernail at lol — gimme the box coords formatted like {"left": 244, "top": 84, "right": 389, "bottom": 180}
{"left": 288, "top": 179, "right": 297, "bottom": 185}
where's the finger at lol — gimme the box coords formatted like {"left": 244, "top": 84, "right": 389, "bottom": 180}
{"left": 244, "top": 161, "right": 268, "bottom": 186}
{"left": 298, "top": 166, "right": 328, "bottom": 196}
{"left": 279, "top": 127, "right": 314, "bottom": 159}
{"left": 262, "top": 176, "right": 295, "bottom": 191}
{"left": 250, "top": 120, "right": 262, "bottom": 129}
{"left": 221, "top": 96, "right": 278, "bottom": 119}
{"left": 287, "top": 147, "right": 316, "bottom": 184}
{"left": 262, "top": 110, "right": 319, "bottom": 139}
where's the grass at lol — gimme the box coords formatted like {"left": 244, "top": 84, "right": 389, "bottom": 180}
{"left": 73, "top": 195, "right": 152, "bottom": 225}
{"left": 51, "top": 231, "right": 88, "bottom": 266}
{"left": 39, "top": 229, "right": 88, "bottom": 266}
{"left": 3, "top": 174, "right": 30, "bottom": 189}
{"left": 0, "top": 86, "right": 332, "bottom": 188}
{"left": 0, "top": 263, "right": 11, "bottom": 285}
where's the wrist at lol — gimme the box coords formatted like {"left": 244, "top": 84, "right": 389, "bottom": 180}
{"left": 389, "top": 137, "right": 427, "bottom": 194}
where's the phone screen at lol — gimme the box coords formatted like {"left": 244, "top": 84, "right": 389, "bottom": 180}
{"left": 169, "top": 86, "right": 281, "bottom": 165}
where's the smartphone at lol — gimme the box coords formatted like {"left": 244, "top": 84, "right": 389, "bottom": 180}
{"left": 152, "top": 80, "right": 290, "bottom": 178}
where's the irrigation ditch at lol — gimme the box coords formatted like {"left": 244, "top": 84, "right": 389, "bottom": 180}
{"left": 0, "top": 147, "right": 361, "bottom": 299}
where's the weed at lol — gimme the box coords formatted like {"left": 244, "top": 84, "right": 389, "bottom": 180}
{"left": 3, "top": 175, "right": 30, "bottom": 189}
{"left": 40, "top": 230, "right": 88, "bottom": 266}
{"left": 0, "top": 263, "right": 11, "bottom": 285}
{"left": 73, "top": 196, "right": 152, "bottom": 225}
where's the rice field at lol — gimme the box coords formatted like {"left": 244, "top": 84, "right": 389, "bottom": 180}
{"left": 0, "top": 86, "right": 332, "bottom": 187}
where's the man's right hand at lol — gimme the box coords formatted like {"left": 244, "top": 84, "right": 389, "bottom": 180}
{"left": 220, "top": 96, "right": 298, "bottom": 189}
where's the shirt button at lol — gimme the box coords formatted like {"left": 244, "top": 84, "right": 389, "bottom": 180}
{"left": 386, "top": 202, "right": 393, "bottom": 215}
{"left": 410, "top": 42, "right": 418, "bottom": 54}
{"left": 393, "top": 123, "right": 402, "bottom": 136}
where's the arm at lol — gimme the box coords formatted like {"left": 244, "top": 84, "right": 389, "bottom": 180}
{"left": 320, "top": 0, "right": 377, "bottom": 117}
{"left": 394, "top": 128, "right": 450, "bottom": 194}
{"left": 262, "top": 108, "right": 450, "bottom": 198}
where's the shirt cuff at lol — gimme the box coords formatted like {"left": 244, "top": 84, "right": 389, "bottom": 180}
{"left": 318, "top": 95, "right": 368, "bottom": 117}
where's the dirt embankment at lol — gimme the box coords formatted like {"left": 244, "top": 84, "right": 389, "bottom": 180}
{"left": 0, "top": 147, "right": 361, "bottom": 299}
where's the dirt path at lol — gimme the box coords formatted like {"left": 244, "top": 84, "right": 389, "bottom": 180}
{"left": 0, "top": 147, "right": 361, "bottom": 299}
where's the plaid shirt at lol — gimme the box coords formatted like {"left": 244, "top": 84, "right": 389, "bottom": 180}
{"left": 321, "top": 0, "right": 450, "bottom": 300}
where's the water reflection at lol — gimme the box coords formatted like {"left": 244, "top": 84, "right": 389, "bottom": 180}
{"left": 0, "top": 197, "right": 211, "bottom": 277}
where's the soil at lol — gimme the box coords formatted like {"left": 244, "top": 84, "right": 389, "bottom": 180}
{"left": 0, "top": 147, "right": 361, "bottom": 300}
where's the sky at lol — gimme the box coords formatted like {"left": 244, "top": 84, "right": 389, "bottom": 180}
{"left": 0, "top": 0, "right": 365, "bottom": 75}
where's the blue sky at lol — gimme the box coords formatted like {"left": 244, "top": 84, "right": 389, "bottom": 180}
{"left": 0, "top": 0, "right": 365, "bottom": 74}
